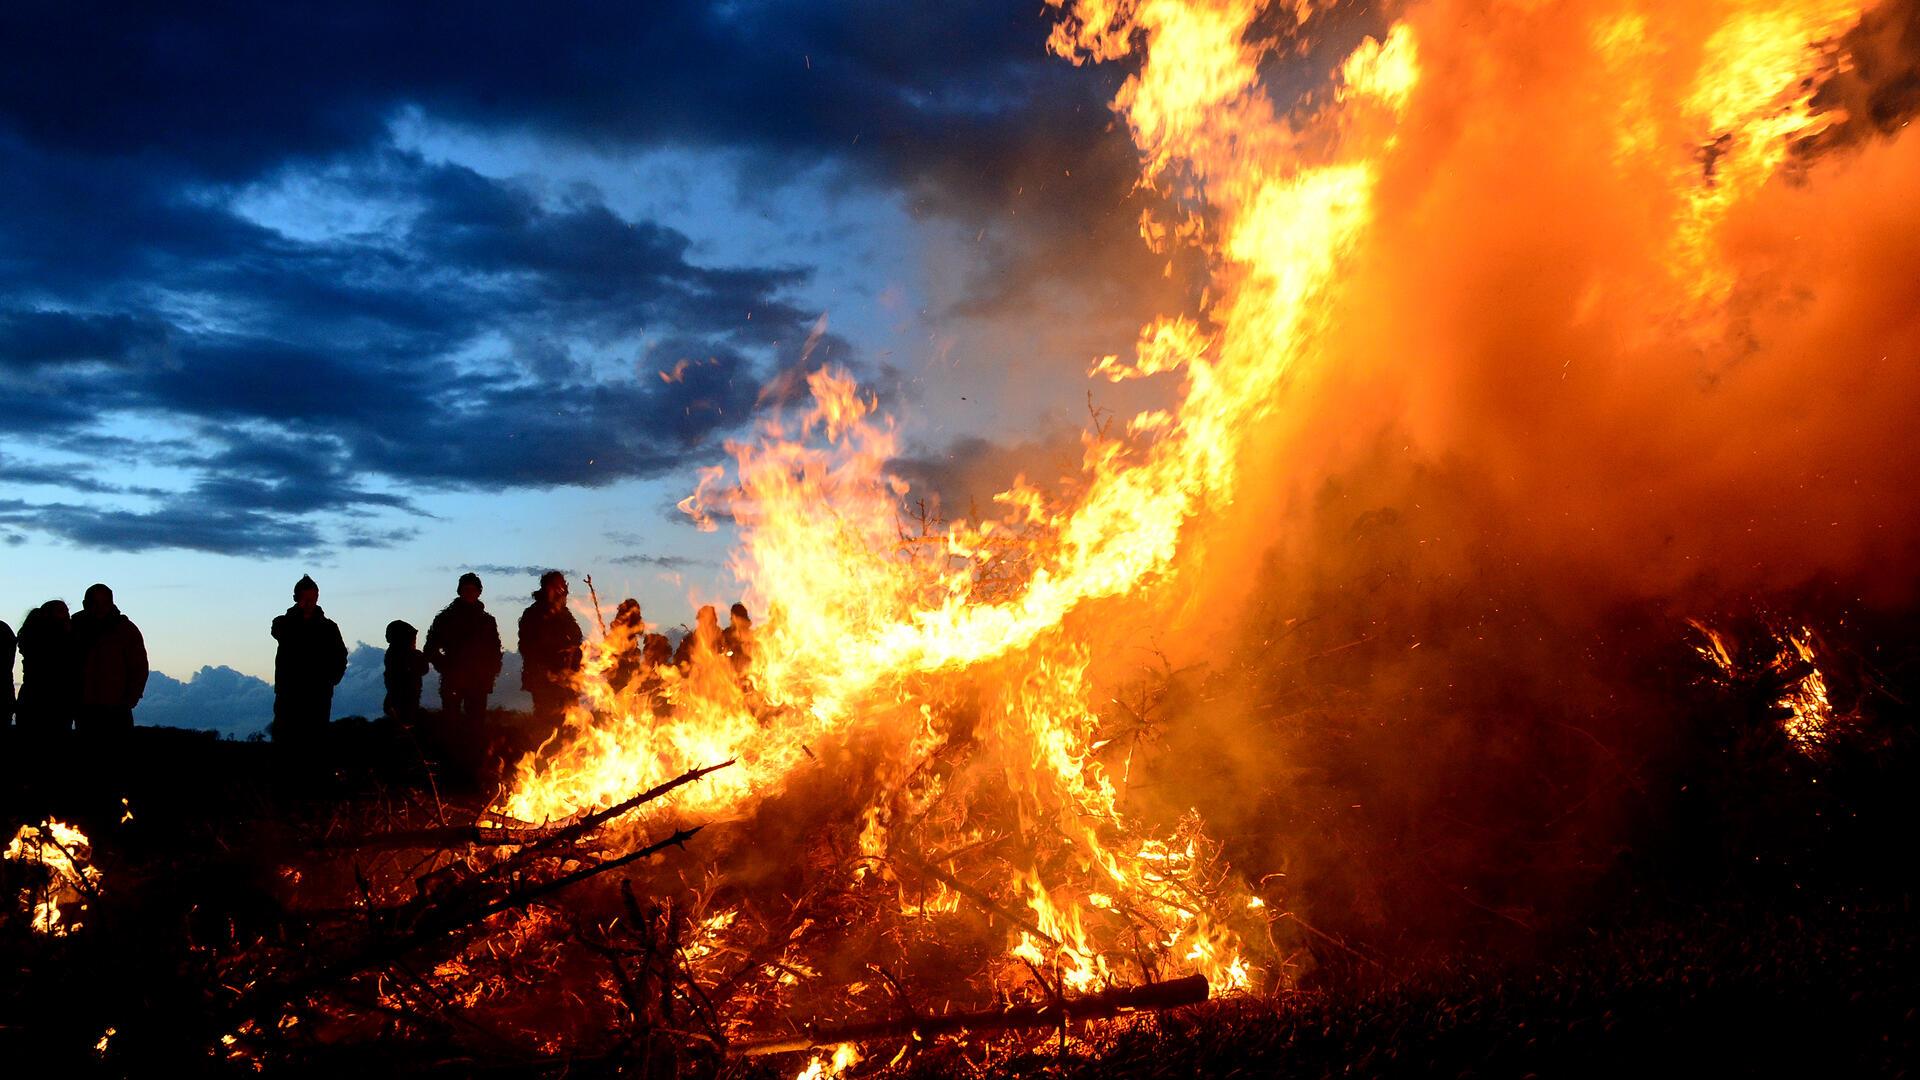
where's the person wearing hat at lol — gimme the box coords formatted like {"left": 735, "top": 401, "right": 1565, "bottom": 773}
{"left": 270, "top": 574, "right": 348, "bottom": 745}
{"left": 517, "top": 570, "right": 583, "bottom": 727}
{"left": 424, "top": 572, "right": 502, "bottom": 725}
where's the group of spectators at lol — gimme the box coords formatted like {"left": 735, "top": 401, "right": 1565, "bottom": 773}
{"left": 0, "top": 584, "right": 150, "bottom": 735}
{"left": 268, "top": 569, "right": 756, "bottom": 744}
{"left": 1, "top": 570, "right": 754, "bottom": 742}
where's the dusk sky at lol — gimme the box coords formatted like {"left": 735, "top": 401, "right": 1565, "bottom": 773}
{"left": 0, "top": 2, "right": 1197, "bottom": 687}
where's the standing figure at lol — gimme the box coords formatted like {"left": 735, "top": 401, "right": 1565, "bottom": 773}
{"left": 673, "top": 605, "right": 725, "bottom": 670}
{"left": 383, "top": 620, "right": 429, "bottom": 723}
{"left": 15, "top": 601, "right": 77, "bottom": 733}
{"left": 71, "top": 584, "right": 148, "bottom": 735}
{"left": 723, "top": 602, "right": 755, "bottom": 672}
{"left": 270, "top": 575, "right": 348, "bottom": 745}
{"left": 607, "top": 598, "right": 647, "bottom": 695}
{"left": 0, "top": 617, "right": 14, "bottom": 725}
{"left": 425, "top": 572, "right": 501, "bottom": 725}
{"left": 643, "top": 632, "right": 673, "bottom": 680}
{"left": 518, "top": 570, "right": 583, "bottom": 725}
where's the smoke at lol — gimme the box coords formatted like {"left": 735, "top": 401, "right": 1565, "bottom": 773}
{"left": 1113, "top": 0, "right": 1920, "bottom": 957}
{"left": 1205, "top": 0, "right": 1920, "bottom": 615}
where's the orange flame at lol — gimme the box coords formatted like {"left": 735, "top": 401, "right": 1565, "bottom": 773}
{"left": 5, "top": 819, "right": 100, "bottom": 935}
{"left": 502, "top": 0, "right": 1883, "bottom": 1005}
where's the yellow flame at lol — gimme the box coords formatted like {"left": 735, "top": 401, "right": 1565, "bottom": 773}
{"left": 497, "top": 0, "right": 1432, "bottom": 1002}
{"left": 1673, "top": 1, "right": 1866, "bottom": 306}
{"left": 1691, "top": 617, "right": 1837, "bottom": 750}
{"left": 5, "top": 819, "right": 100, "bottom": 935}
{"left": 794, "top": 1042, "right": 861, "bottom": 1080}
{"left": 502, "top": 0, "right": 1874, "bottom": 1011}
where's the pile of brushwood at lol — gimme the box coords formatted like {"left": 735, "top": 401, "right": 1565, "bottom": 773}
{"left": 0, "top": 717, "right": 744, "bottom": 1074}
{"left": 0, "top": 715, "right": 1222, "bottom": 1076}
{"left": 3, "top": 582, "right": 1918, "bottom": 1079}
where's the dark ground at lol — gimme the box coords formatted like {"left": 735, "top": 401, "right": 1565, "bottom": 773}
{"left": 0, "top": 685, "right": 1915, "bottom": 1078}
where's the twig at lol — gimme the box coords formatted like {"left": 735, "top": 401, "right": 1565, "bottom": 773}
{"left": 484, "top": 760, "right": 731, "bottom": 883}
{"left": 584, "top": 575, "right": 607, "bottom": 638}
{"left": 478, "top": 827, "right": 703, "bottom": 917}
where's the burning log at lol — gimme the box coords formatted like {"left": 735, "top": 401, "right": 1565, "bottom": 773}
{"left": 732, "top": 974, "right": 1210, "bottom": 1056}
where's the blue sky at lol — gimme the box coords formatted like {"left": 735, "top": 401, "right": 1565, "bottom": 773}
{"left": 0, "top": 2, "right": 1186, "bottom": 681}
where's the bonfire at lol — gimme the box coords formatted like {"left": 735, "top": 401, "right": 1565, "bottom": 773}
{"left": 6, "top": 0, "right": 1909, "bottom": 1073}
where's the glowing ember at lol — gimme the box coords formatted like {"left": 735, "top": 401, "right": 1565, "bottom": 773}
{"left": 794, "top": 1042, "right": 861, "bottom": 1080}
{"left": 1691, "top": 618, "right": 1839, "bottom": 751}
{"left": 5, "top": 819, "right": 101, "bottom": 935}
{"left": 1778, "top": 628, "right": 1836, "bottom": 748}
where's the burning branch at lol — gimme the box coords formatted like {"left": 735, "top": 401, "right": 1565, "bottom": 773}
{"left": 325, "top": 759, "right": 733, "bottom": 853}
{"left": 896, "top": 851, "right": 1060, "bottom": 947}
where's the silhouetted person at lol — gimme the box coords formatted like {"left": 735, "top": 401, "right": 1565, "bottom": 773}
{"left": 518, "top": 570, "right": 583, "bottom": 725}
{"left": 384, "top": 620, "right": 429, "bottom": 723}
{"left": 425, "top": 572, "right": 501, "bottom": 725}
{"left": 607, "top": 598, "right": 647, "bottom": 694}
{"left": 643, "top": 632, "right": 672, "bottom": 674}
{"left": 71, "top": 584, "right": 147, "bottom": 735}
{"left": 723, "top": 602, "right": 754, "bottom": 671}
{"left": 674, "top": 605, "right": 724, "bottom": 669}
{"left": 0, "top": 617, "right": 14, "bottom": 725}
{"left": 270, "top": 575, "right": 348, "bottom": 745}
{"left": 15, "top": 601, "right": 76, "bottom": 733}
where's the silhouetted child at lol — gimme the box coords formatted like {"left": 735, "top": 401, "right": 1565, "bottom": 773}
{"left": 383, "top": 620, "right": 429, "bottom": 723}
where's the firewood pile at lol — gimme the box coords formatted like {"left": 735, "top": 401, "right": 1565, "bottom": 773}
{"left": 0, "top": 695, "right": 1244, "bottom": 1076}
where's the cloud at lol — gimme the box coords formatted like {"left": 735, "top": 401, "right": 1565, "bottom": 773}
{"left": 133, "top": 645, "right": 537, "bottom": 734}
{"left": 0, "top": 309, "right": 172, "bottom": 370}
{"left": 0, "top": 2, "right": 1163, "bottom": 558}
{"left": 0, "top": 498, "right": 322, "bottom": 557}
{"left": 455, "top": 564, "right": 576, "bottom": 580}
{"left": 338, "top": 645, "right": 535, "bottom": 717}
{"left": 0, "top": 452, "right": 163, "bottom": 496}
{"left": 0, "top": 150, "right": 846, "bottom": 554}
{"left": 606, "top": 552, "right": 708, "bottom": 569}
{"left": 137, "top": 665, "right": 275, "bottom": 737}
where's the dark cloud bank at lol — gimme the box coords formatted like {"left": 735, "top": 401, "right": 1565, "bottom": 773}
{"left": 0, "top": 2, "right": 1147, "bottom": 556}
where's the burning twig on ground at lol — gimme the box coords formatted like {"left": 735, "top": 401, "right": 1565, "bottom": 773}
{"left": 733, "top": 973, "right": 1210, "bottom": 1056}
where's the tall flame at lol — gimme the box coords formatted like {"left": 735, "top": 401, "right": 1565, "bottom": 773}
{"left": 502, "top": 0, "right": 1883, "bottom": 1002}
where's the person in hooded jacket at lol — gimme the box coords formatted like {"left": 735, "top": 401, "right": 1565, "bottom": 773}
{"left": 383, "top": 620, "right": 429, "bottom": 723}
{"left": 425, "top": 572, "right": 501, "bottom": 725}
{"left": 15, "top": 601, "right": 77, "bottom": 733}
{"left": 270, "top": 575, "right": 349, "bottom": 744}
{"left": 518, "top": 570, "right": 583, "bottom": 726}
{"left": 71, "top": 583, "right": 147, "bottom": 735}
